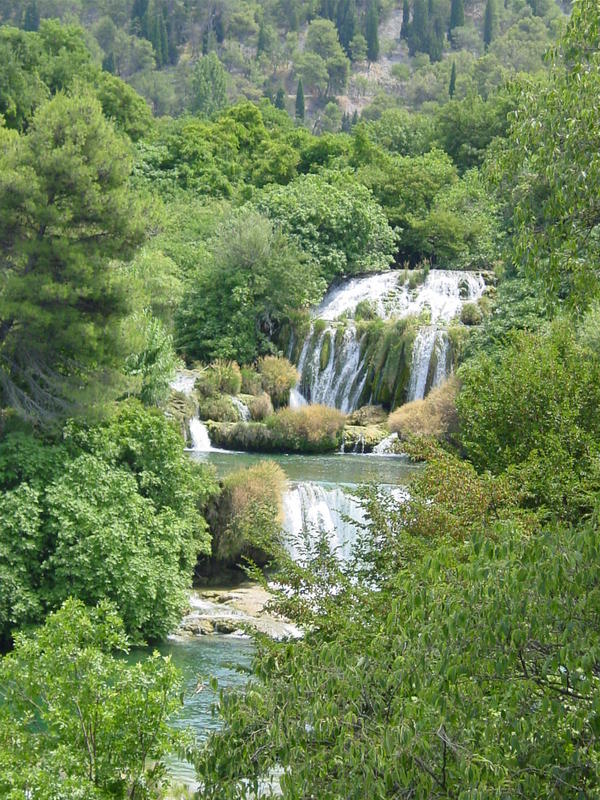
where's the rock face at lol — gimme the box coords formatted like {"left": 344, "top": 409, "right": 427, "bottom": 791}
{"left": 171, "top": 583, "right": 301, "bottom": 641}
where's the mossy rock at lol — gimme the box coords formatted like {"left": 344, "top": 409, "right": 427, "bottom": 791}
{"left": 342, "top": 424, "right": 388, "bottom": 453}
{"left": 319, "top": 332, "right": 332, "bottom": 371}
{"left": 347, "top": 405, "right": 388, "bottom": 426}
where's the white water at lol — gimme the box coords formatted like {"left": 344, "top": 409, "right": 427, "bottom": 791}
{"left": 231, "top": 396, "right": 251, "bottom": 421}
{"left": 289, "top": 388, "right": 308, "bottom": 408}
{"left": 292, "top": 269, "right": 485, "bottom": 410}
{"left": 282, "top": 482, "right": 366, "bottom": 562}
{"left": 170, "top": 372, "right": 196, "bottom": 396}
{"left": 295, "top": 326, "right": 368, "bottom": 412}
{"left": 372, "top": 432, "right": 400, "bottom": 454}
{"left": 188, "top": 418, "right": 212, "bottom": 451}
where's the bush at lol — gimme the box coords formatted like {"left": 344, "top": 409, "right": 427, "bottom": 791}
{"left": 210, "top": 461, "right": 286, "bottom": 566}
{"left": 246, "top": 392, "right": 274, "bottom": 421}
{"left": 354, "top": 300, "right": 378, "bottom": 321}
{"left": 388, "top": 377, "right": 459, "bottom": 442}
{"left": 460, "top": 302, "right": 483, "bottom": 326}
{"left": 241, "top": 366, "right": 262, "bottom": 395}
{"left": 201, "top": 360, "right": 243, "bottom": 396}
{"left": 197, "top": 395, "right": 240, "bottom": 422}
{"left": 457, "top": 322, "right": 600, "bottom": 520}
{"left": 257, "top": 356, "right": 299, "bottom": 408}
{"left": 267, "top": 405, "right": 346, "bottom": 453}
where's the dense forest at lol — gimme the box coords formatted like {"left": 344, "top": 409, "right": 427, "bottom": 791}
{"left": 2, "top": 0, "right": 600, "bottom": 797}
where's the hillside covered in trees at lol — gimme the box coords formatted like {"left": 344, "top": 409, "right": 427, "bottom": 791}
{"left": 3, "top": 0, "right": 600, "bottom": 798}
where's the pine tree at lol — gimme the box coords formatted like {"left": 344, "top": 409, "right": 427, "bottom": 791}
{"left": 131, "top": 0, "right": 149, "bottom": 35}
{"left": 295, "top": 78, "right": 305, "bottom": 120}
{"left": 365, "top": 0, "right": 379, "bottom": 62}
{"left": 449, "top": 60, "right": 456, "bottom": 97}
{"left": 483, "top": 0, "right": 497, "bottom": 49}
{"left": 401, "top": 0, "right": 410, "bottom": 39}
{"left": 275, "top": 87, "right": 286, "bottom": 110}
{"left": 449, "top": 0, "right": 464, "bottom": 34}
{"left": 23, "top": 0, "right": 40, "bottom": 32}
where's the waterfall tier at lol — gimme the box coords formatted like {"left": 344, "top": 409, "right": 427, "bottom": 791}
{"left": 292, "top": 269, "right": 485, "bottom": 412}
{"left": 282, "top": 482, "right": 366, "bottom": 562}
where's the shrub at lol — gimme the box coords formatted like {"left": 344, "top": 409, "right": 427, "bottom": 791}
{"left": 460, "top": 302, "right": 483, "bottom": 326}
{"left": 246, "top": 392, "right": 274, "bottom": 421}
{"left": 354, "top": 300, "right": 378, "bottom": 321}
{"left": 388, "top": 377, "right": 459, "bottom": 442}
{"left": 206, "top": 421, "right": 276, "bottom": 452}
{"left": 267, "top": 405, "right": 346, "bottom": 453}
{"left": 197, "top": 395, "right": 239, "bottom": 422}
{"left": 241, "top": 367, "right": 262, "bottom": 395}
{"left": 196, "top": 360, "right": 242, "bottom": 397}
{"left": 257, "top": 356, "right": 299, "bottom": 408}
{"left": 210, "top": 461, "right": 286, "bottom": 566}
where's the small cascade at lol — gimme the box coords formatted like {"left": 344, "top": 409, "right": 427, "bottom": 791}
{"left": 289, "top": 388, "right": 308, "bottom": 408}
{"left": 170, "top": 371, "right": 196, "bottom": 397}
{"left": 372, "top": 432, "right": 400, "bottom": 454}
{"left": 406, "top": 327, "right": 451, "bottom": 402}
{"left": 292, "top": 269, "right": 485, "bottom": 412}
{"left": 282, "top": 482, "right": 366, "bottom": 562}
{"left": 231, "top": 396, "right": 251, "bottom": 422}
{"left": 188, "top": 418, "right": 212, "bottom": 451}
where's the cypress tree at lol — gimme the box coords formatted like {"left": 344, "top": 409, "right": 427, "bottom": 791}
{"left": 483, "top": 0, "right": 496, "bottom": 49}
{"left": 257, "top": 20, "right": 268, "bottom": 56}
{"left": 449, "top": 60, "right": 456, "bottom": 97}
{"left": 352, "top": 109, "right": 359, "bottom": 124}
{"left": 427, "top": 13, "right": 444, "bottom": 61}
{"left": 275, "top": 87, "right": 286, "bottom": 110}
{"left": 365, "top": 0, "right": 379, "bottom": 62}
{"left": 295, "top": 78, "right": 305, "bottom": 120}
{"left": 409, "top": 0, "right": 428, "bottom": 54}
{"left": 159, "top": 13, "right": 168, "bottom": 67}
{"left": 23, "top": 0, "right": 40, "bottom": 32}
{"left": 401, "top": 0, "right": 410, "bottom": 39}
{"left": 337, "top": 0, "right": 356, "bottom": 56}
{"left": 449, "top": 0, "right": 464, "bottom": 34}
{"left": 102, "top": 50, "right": 116, "bottom": 73}
{"left": 214, "top": 13, "right": 225, "bottom": 43}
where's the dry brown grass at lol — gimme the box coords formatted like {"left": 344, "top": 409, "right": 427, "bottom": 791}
{"left": 247, "top": 391, "right": 274, "bottom": 421}
{"left": 268, "top": 404, "right": 346, "bottom": 452}
{"left": 388, "top": 377, "right": 459, "bottom": 441}
{"left": 213, "top": 461, "right": 286, "bottom": 564}
{"left": 257, "top": 356, "right": 299, "bottom": 408}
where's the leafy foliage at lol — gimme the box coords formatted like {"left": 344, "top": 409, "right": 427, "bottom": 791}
{"left": 0, "top": 599, "right": 184, "bottom": 799}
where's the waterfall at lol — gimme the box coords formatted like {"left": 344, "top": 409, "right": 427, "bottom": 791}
{"left": 372, "top": 432, "right": 400, "bottom": 454}
{"left": 188, "top": 418, "right": 212, "bottom": 451}
{"left": 170, "top": 371, "right": 196, "bottom": 397}
{"left": 231, "top": 396, "right": 251, "bottom": 421}
{"left": 292, "top": 269, "right": 485, "bottom": 411}
{"left": 295, "top": 326, "right": 367, "bottom": 412}
{"left": 289, "top": 388, "right": 308, "bottom": 408}
{"left": 282, "top": 482, "right": 366, "bottom": 562}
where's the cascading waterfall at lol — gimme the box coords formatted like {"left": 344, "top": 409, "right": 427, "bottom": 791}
{"left": 170, "top": 371, "right": 214, "bottom": 451}
{"left": 188, "top": 418, "right": 212, "bottom": 451}
{"left": 295, "top": 326, "right": 368, "bottom": 412}
{"left": 292, "top": 269, "right": 486, "bottom": 411}
{"left": 231, "top": 396, "right": 251, "bottom": 422}
{"left": 282, "top": 482, "right": 366, "bottom": 562}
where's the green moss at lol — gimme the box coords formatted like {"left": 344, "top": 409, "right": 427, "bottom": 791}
{"left": 319, "top": 332, "right": 332, "bottom": 371}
